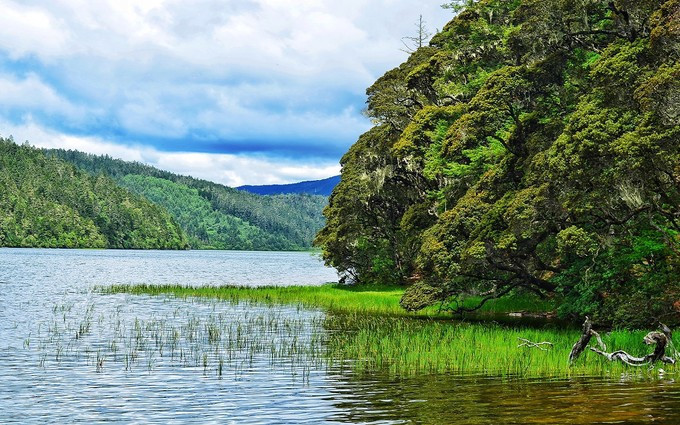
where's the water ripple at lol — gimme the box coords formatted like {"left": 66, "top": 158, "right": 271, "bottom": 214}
{"left": 2, "top": 249, "right": 680, "bottom": 424}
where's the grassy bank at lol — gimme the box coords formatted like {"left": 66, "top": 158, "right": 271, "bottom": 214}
{"left": 103, "top": 284, "right": 676, "bottom": 377}
{"left": 104, "top": 283, "right": 556, "bottom": 318}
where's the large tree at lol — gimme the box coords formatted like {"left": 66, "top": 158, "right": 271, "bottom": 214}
{"left": 317, "top": 0, "right": 680, "bottom": 327}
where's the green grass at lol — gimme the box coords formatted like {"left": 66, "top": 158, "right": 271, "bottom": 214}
{"left": 103, "top": 283, "right": 677, "bottom": 377}
{"left": 103, "top": 283, "right": 556, "bottom": 318}
{"left": 323, "top": 314, "right": 668, "bottom": 377}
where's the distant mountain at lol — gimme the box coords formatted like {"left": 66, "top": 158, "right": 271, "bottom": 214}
{"left": 45, "top": 148, "right": 329, "bottom": 251}
{"left": 238, "top": 175, "right": 340, "bottom": 196}
{"left": 0, "top": 139, "right": 187, "bottom": 249}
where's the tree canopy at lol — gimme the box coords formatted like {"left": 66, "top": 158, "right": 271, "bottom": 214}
{"left": 316, "top": 0, "right": 680, "bottom": 327}
{"left": 0, "top": 139, "right": 187, "bottom": 249}
{"left": 47, "top": 149, "right": 328, "bottom": 251}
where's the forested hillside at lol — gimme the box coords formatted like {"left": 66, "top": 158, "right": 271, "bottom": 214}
{"left": 47, "top": 149, "right": 328, "bottom": 250}
{"left": 316, "top": 0, "right": 680, "bottom": 327}
{"left": 0, "top": 139, "right": 187, "bottom": 249}
{"left": 238, "top": 175, "right": 340, "bottom": 196}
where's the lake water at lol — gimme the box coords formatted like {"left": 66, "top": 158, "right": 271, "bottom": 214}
{"left": 2, "top": 248, "right": 680, "bottom": 424}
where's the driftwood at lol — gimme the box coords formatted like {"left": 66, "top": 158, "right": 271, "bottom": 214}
{"left": 518, "top": 338, "right": 553, "bottom": 351}
{"left": 569, "top": 318, "right": 677, "bottom": 367}
{"left": 590, "top": 331, "right": 676, "bottom": 366}
{"left": 569, "top": 317, "right": 606, "bottom": 364}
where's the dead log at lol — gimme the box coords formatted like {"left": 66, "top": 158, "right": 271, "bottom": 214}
{"left": 589, "top": 331, "right": 676, "bottom": 366}
{"left": 569, "top": 319, "right": 677, "bottom": 367}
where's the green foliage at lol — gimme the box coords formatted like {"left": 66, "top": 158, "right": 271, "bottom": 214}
{"left": 0, "top": 139, "right": 187, "bottom": 249}
{"left": 400, "top": 281, "right": 445, "bottom": 312}
{"left": 46, "top": 149, "right": 328, "bottom": 251}
{"left": 317, "top": 0, "right": 680, "bottom": 327}
{"left": 118, "top": 175, "right": 299, "bottom": 250}
{"left": 556, "top": 226, "right": 597, "bottom": 259}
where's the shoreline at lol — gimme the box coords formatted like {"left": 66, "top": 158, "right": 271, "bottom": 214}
{"left": 103, "top": 283, "right": 674, "bottom": 377}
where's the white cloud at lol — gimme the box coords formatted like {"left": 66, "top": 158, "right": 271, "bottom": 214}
{"left": 117, "top": 95, "right": 189, "bottom": 138}
{"left": 0, "top": 120, "right": 340, "bottom": 186}
{"left": 7, "top": 0, "right": 450, "bottom": 73}
{"left": 0, "top": 0, "right": 453, "bottom": 179}
{"left": 0, "top": 72, "right": 88, "bottom": 122}
{"left": 0, "top": 1, "right": 70, "bottom": 59}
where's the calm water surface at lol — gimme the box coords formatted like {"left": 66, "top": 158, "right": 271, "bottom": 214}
{"left": 1, "top": 248, "right": 680, "bottom": 424}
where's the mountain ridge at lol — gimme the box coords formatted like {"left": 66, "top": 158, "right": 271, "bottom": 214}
{"left": 0, "top": 139, "right": 188, "bottom": 249}
{"left": 45, "top": 148, "right": 328, "bottom": 251}
{"left": 238, "top": 175, "right": 340, "bottom": 196}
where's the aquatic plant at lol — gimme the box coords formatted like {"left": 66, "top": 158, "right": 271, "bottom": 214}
{"left": 92, "top": 285, "right": 676, "bottom": 378}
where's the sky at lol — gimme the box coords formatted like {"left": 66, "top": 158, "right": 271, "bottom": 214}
{"left": 0, "top": 0, "right": 452, "bottom": 186}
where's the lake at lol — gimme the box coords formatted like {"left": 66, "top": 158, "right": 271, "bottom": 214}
{"left": 2, "top": 248, "right": 680, "bottom": 424}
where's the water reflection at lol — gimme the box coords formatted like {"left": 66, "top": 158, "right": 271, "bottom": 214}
{"left": 326, "top": 373, "right": 680, "bottom": 424}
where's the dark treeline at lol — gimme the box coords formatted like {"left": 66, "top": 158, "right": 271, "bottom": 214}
{"left": 316, "top": 0, "right": 680, "bottom": 327}
{"left": 0, "top": 139, "right": 187, "bottom": 249}
{"left": 46, "top": 149, "right": 328, "bottom": 251}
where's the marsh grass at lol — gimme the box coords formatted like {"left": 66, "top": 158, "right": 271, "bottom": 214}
{"left": 95, "top": 284, "right": 678, "bottom": 378}
{"left": 102, "top": 284, "right": 556, "bottom": 318}
{"left": 322, "top": 314, "right": 665, "bottom": 377}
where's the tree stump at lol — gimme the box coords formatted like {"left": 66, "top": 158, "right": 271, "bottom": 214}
{"left": 569, "top": 317, "right": 606, "bottom": 364}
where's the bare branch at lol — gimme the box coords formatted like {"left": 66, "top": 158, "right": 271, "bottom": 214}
{"left": 400, "top": 15, "right": 432, "bottom": 53}
{"left": 518, "top": 338, "right": 554, "bottom": 351}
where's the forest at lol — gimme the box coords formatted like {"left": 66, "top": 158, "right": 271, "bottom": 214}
{"left": 46, "top": 149, "right": 328, "bottom": 250}
{"left": 0, "top": 139, "right": 187, "bottom": 249}
{"left": 316, "top": 0, "right": 680, "bottom": 327}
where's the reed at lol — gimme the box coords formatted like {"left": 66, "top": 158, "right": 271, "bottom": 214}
{"left": 34, "top": 298, "right": 329, "bottom": 379}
